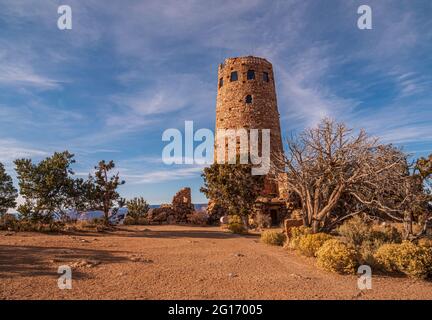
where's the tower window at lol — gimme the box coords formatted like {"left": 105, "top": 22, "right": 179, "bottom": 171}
{"left": 219, "top": 78, "right": 223, "bottom": 88}
{"left": 247, "top": 70, "right": 255, "bottom": 80}
{"left": 263, "top": 72, "right": 269, "bottom": 82}
{"left": 230, "top": 71, "right": 238, "bottom": 82}
{"left": 245, "top": 95, "right": 252, "bottom": 104}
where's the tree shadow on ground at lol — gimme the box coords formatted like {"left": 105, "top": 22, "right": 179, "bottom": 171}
{"left": 115, "top": 227, "right": 260, "bottom": 239}
{"left": 0, "top": 245, "right": 128, "bottom": 279}
{"left": 372, "top": 270, "right": 432, "bottom": 283}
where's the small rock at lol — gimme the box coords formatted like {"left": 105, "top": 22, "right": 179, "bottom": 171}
{"left": 352, "top": 291, "right": 366, "bottom": 300}
{"left": 289, "top": 273, "right": 311, "bottom": 280}
{"left": 228, "top": 273, "right": 238, "bottom": 278}
{"left": 71, "top": 259, "right": 100, "bottom": 268}
{"left": 4, "top": 232, "right": 14, "bottom": 236}
{"left": 86, "top": 259, "right": 100, "bottom": 266}
{"left": 70, "top": 260, "right": 85, "bottom": 268}
{"left": 234, "top": 253, "right": 244, "bottom": 257}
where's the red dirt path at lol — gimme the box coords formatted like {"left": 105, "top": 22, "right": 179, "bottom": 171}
{"left": 1, "top": 225, "right": 431, "bottom": 300}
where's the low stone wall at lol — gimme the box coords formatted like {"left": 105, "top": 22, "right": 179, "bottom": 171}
{"left": 284, "top": 219, "right": 304, "bottom": 237}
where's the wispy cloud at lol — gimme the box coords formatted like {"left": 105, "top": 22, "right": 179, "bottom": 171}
{"left": 342, "top": 101, "right": 432, "bottom": 146}
{"left": 0, "top": 139, "right": 48, "bottom": 164}
{"left": 275, "top": 46, "right": 360, "bottom": 129}
{"left": 74, "top": 165, "right": 204, "bottom": 185}
{"left": 0, "top": 0, "right": 431, "bottom": 204}
{"left": 122, "top": 166, "right": 205, "bottom": 185}
{"left": 107, "top": 73, "right": 214, "bottom": 132}
{"left": 0, "top": 62, "right": 62, "bottom": 89}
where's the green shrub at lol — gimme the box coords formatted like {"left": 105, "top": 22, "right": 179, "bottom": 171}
{"left": 261, "top": 230, "right": 286, "bottom": 246}
{"left": 13, "top": 220, "right": 64, "bottom": 232}
{"left": 126, "top": 197, "right": 150, "bottom": 220}
{"left": 374, "top": 241, "right": 432, "bottom": 279}
{"left": 316, "top": 239, "right": 358, "bottom": 274}
{"left": 357, "top": 238, "right": 385, "bottom": 267}
{"left": 298, "top": 233, "right": 333, "bottom": 257}
{"left": 1, "top": 213, "right": 67, "bottom": 233}
{"left": 254, "top": 212, "right": 271, "bottom": 229}
{"left": 336, "top": 217, "right": 402, "bottom": 268}
{"left": 123, "top": 216, "right": 134, "bottom": 225}
{"left": 337, "top": 215, "right": 372, "bottom": 247}
{"left": 287, "top": 226, "right": 312, "bottom": 249}
{"left": 418, "top": 238, "right": 432, "bottom": 248}
{"left": 381, "top": 225, "right": 403, "bottom": 243}
{"left": 371, "top": 225, "right": 402, "bottom": 244}
{"left": 0, "top": 214, "right": 18, "bottom": 230}
{"left": 124, "top": 215, "right": 149, "bottom": 225}
{"left": 373, "top": 243, "right": 403, "bottom": 273}
{"left": 290, "top": 225, "right": 312, "bottom": 238}
{"left": 74, "top": 218, "right": 111, "bottom": 232}
{"left": 227, "top": 215, "right": 247, "bottom": 234}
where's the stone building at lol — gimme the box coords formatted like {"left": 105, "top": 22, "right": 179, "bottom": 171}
{"left": 213, "top": 56, "right": 289, "bottom": 226}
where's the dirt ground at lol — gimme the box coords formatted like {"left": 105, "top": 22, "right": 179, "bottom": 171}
{"left": 0, "top": 225, "right": 431, "bottom": 300}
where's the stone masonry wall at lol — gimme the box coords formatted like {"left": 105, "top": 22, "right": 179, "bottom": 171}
{"left": 214, "top": 56, "right": 284, "bottom": 196}
{"left": 149, "top": 187, "right": 194, "bottom": 224}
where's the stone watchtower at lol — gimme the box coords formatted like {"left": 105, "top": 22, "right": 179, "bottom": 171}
{"left": 215, "top": 56, "right": 284, "bottom": 197}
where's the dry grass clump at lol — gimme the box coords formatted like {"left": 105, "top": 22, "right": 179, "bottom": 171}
{"left": 227, "top": 215, "right": 247, "bottom": 234}
{"left": 261, "top": 230, "right": 286, "bottom": 246}
{"left": 73, "top": 218, "right": 112, "bottom": 232}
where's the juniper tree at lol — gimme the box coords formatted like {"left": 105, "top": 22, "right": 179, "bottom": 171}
{"left": 200, "top": 161, "right": 264, "bottom": 221}
{"left": 126, "top": 197, "right": 150, "bottom": 221}
{"left": 14, "top": 151, "right": 75, "bottom": 221}
{"left": 0, "top": 162, "right": 17, "bottom": 216}
{"left": 90, "top": 160, "right": 125, "bottom": 222}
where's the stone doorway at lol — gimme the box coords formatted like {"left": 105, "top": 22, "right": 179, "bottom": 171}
{"left": 270, "top": 209, "right": 278, "bottom": 226}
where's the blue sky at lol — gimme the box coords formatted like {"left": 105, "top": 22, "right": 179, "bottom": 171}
{"left": 0, "top": 0, "right": 431, "bottom": 205}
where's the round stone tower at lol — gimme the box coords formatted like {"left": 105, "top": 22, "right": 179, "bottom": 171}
{"left": 215, "top": 56, "right": 284, "bottom": 196}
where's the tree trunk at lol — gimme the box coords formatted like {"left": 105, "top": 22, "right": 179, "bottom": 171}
{"left": 242, "top": 215, "right": 249, "bottom": 230}
{"left": 312, "top": 219, "right": 320, "bottom": 233}
{"left": 403, "top": 211, "right": 413, "bottom": 240}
